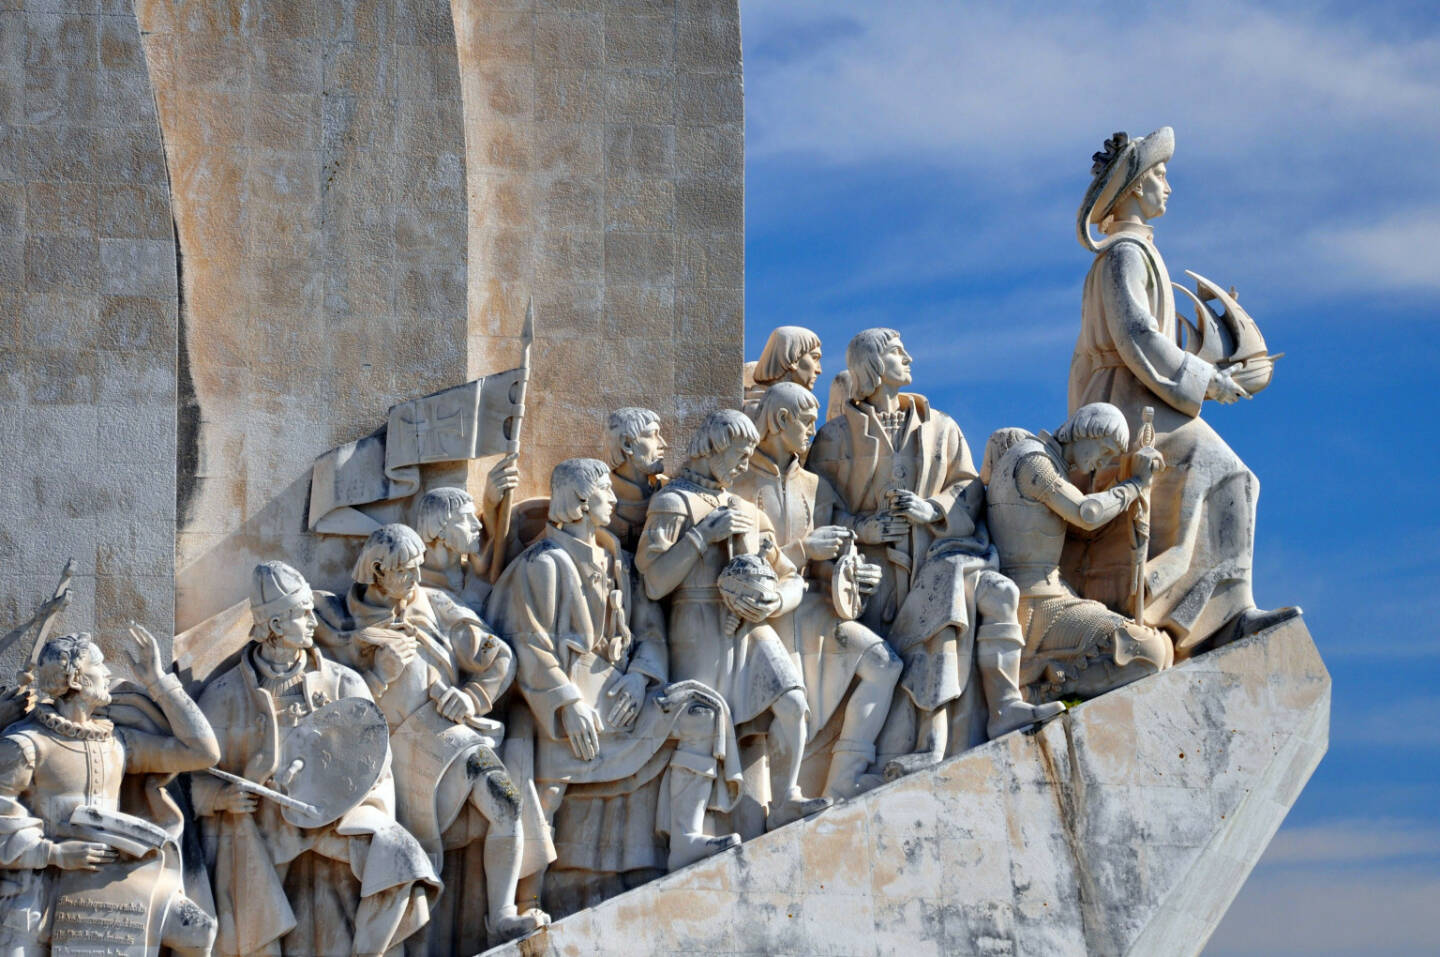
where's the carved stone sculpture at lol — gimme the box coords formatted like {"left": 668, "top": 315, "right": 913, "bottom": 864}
{"left": 636, "top": 410, "right": 833, "bottom": 830}
{"left": 194, "top": 561, "right": 440, "bottom": 957}
{"left": 604, "top": 408, "right": 670, "bottom": 554}
{"left": 487, "top": 459, "right": 741, "bottom": 911}
{"left": 315, "top": 530, "right": 551, "bottom": 946}
{"left": 0, "top": 626, "right": 220, "bottom": 956}
{"left": 984, "top": 403, "right": 1174, "bottom": 701}
{"left": 809, "top": 330, "right": 1063, "bottom": 773}
{"left": 411, "top": 454, "right": 520, "bottom": 613}
{"left": 744, "top": 326, "right": 824, "bottom": 416}
{"left": 1073, "top": 128, "right": 1296, "bottom": 657}
{"left": 734, "top": 383, "right": 903, "bottom": 799}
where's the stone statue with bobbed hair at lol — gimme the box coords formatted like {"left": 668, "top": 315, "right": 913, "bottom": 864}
{"left": 488, "top": 457, "right": 742, "bottom": 912}
{"left": 603, "top": 408, "right": 669, "bottom": 553}
{"left": 743, "top": 325, "right": 824, "bottom": 417}
{"left": 637, "top": 409, "right": 833, "bottom": 832}
{"left": 314, "top": 527, "right": 552, "bottom": 947}
{"left": 984, "top": 403, "right": 1175, "bottom": 703}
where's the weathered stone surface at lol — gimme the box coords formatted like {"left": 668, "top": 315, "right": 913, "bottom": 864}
{"left": 0, "top": 1, "right": 177, "bottom": 674}
{"left": 481, "top": 617, "right": 1330, "bottom": 956}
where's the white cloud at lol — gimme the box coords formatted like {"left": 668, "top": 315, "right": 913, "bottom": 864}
{"left": 739, "top": 1, "right": 1440, "bottom": 299}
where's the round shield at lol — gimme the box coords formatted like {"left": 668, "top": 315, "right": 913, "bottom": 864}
{"left": 831, "top": 541, "right": 865, "bottom": 622}
{"left": 277, "top": 697, "right": 390, "bottom": 829}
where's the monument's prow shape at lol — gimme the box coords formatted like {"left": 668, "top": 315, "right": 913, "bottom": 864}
{"left": 481, "top": 616, "right": 1329, "bottom": 957}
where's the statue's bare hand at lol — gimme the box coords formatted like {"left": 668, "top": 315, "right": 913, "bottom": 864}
{"left": 124, "top": 622, "right": 168, "bottom": 687}
{"left": 698, "top": 507, "right": 753, "bottom": 543}
{"left": 605, "top": 672, "right": 648, "bottom": 728}
{"left": 890, "top": 490, "right": 939, "bottom": 525}
{"left": 484, "top": 451, "right": 521, "bottom": 508}
{"left": 1207, "top": 368, "right": 1250, "bottom": 405}
{"left": 373, "top": 633, "right": 417, "bottom": 685}
{"left": 1131, "top": 447, "right": 1166, "bottom": 484}
{"left": 561, "top": 701, "right": 603, "bottom": 761}
{"left": 803, "top": 526, "right": 850, "bottom": 561}
{"left": 0, "top": 685, "right": 31, "bottom": 728}
{"left": 855, "top": 562, "right": 883, "bottom": 594}
{"left": 734, "top": 590, "right": 782, "bottom": 623}
{"left": 856, "top": 512, "right": 908, "bottom": 545}
{"left": 215, "top": 783, "right": 258, "bottom": 815}
{"left": 52, "top": 841, "right": 118, "bottom": 870}
{"left": 435, "top": 686, "right": 476, "bottom": 722}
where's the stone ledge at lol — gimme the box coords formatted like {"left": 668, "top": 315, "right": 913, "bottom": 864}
{"left": 481, "top": 616, "right": 1330, "bottom": 956}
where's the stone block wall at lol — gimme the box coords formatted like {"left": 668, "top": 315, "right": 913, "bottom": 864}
{"left": 0, "top": 0, "right": 743, "bottom": 644}
{"left": 0, "top": 0, "right": 177, "bottom": 674}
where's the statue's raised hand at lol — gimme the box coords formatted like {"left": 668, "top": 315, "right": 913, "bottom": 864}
{"left": 484, "top": 451, "right": 521, "bottom": 508}
{"left": 124, "top": 622, "right": 168, "bottom": 688}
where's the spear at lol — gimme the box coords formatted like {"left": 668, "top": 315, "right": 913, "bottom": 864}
{"left": 488, "top": 298, "right": 534, "bottom": 583}
{"left": 0, "top": 559, "right": 75, "bottom": 685}
{"left": 1130, "top": 407, "right": 1155, "bottom": 623}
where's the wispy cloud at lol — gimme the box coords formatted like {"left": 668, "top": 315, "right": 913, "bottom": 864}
{"left": 741, "top": 1, "right": 1440, "bottom": 300}
{"left": 1207, "top": 819, "right": 1440, "bottom": 956}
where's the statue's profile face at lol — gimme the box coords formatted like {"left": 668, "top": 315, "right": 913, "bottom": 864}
{"left": 72, "top": 647, "right": 112, "bottom": 708}
{"left": 586, "top": 474, "right": 618, "bottom": 528}
{"left": 880, "top": 338, "right": 913, "bottom": 388}
{"left": 374, "top": 558, "right": 422, "bottom": 602}
{"left": 442, "top": 506, "right": 482, "bottom": 555}
{"left": 626, "top": 424, "right": 667, "bottom": 476}
{"left": 1136, "top": 163, "right": 1170, "bottom": 219}
{"left": 271, "top": 597, "right": 318, "bottom": 650}
{"left": 1070, "top": 437, "right": 1125, "bottom": 475}
{"left": 790, "top": 347, "right": 822, "bottom": 389}
{"left": 779, "top": 404, "right": 818, "bottom": 457}
{"left": 711, "top": 437, "right": 754, "bottom": 487}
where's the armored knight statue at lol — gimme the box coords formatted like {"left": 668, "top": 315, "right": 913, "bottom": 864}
{"left": 743, "top": 326, "right": 824, "bottom": 416}
{"left": 316, "top": 526, "right": 550, "bottom": 946}
{"left": 809, "top": 329, "right": 1063, "bottom": 773}
{"left": 604, "top": 408, "right": 669, "bottom": 554}
{"left": 0, "top": 626, "right": 219, "bottom": 956}
{"left": 487, "top": 459, "right": 741, "bottom": 910}
{"left": 1073, "top": 127, "right": 1295, "bottom": 657}
{"left": 195, "top": 561, "right": 439, "bottom": 957}
{"left": 636, "top": 410, "right": 832, "bottom": 830}
{"left": 734, "top": 383, "right": 904, "bottom": 799}
{"left": 985, "top": 403, "right": 1174, "bottom": 702}
{"left": 411, "top": 453, "right": 521, "bottom": 612}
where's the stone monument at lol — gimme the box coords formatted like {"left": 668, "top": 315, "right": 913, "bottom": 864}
{"left": 0, "top": 2, "right": 1326, "bottom": 953}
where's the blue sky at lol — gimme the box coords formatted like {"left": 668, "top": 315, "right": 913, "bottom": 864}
{"left": 738, "top": 2, "right": 1440, "bottom": 952}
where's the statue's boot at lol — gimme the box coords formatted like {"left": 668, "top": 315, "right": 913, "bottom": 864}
{"left": 667, "top": 753, "right": 741, "bottom": 871}
{"left": 487, "top": 907, "right": 550, "bottom": 947}
{"left": 823, "top": 740, "right": 883, "bottom": 800}
{"left": 1213, "top": 606, "right": 1302, "bottom": 649}
{"left": 767, "top": 791, "right": 832, "bottom": 830}
{"left": 978, "top": 623, "right": 1065, "bottom": 739}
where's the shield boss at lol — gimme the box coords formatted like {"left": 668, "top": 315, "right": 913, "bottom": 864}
{"left": 278, "top": 697, "right": 390, "bottom": 829}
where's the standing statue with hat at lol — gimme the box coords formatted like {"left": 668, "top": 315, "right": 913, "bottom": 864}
{"left": 1072, "top": 127, "right": 1296, "bottom": 658}
{"left": 193, "top": 561, "right": 440, "bottom": 957}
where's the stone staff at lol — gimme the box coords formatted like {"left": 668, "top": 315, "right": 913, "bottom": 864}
{"left": 488, "top": 298, "right": 534, "bottom": 582}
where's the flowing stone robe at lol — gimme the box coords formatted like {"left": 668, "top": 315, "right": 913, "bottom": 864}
{"left": 733, "top": 450, "right": 881, "bottom": 736}
{"left": 987, "top": 432, "right": 1173, "bottom": 699}
{"left": 809, "top": 395, "right": 996, "bottom": 711}
{"left": 635, "top": 474, "right": 806, "bottom": 726}
{"left": 1070, "top": 223, "right": 1258, "bottom": 644}
{"left": 487, "top": 527, "right": 741, "bottom": 874}
{"left": 194, "top": 647, "right": 438, "bottom": 957}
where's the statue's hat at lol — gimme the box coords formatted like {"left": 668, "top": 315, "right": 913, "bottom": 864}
{"left": 250, "top": 560, "right": 313, "bottom": 624}
{"left": 1077, "top": 127, "right": 1174, "bottom": 252}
